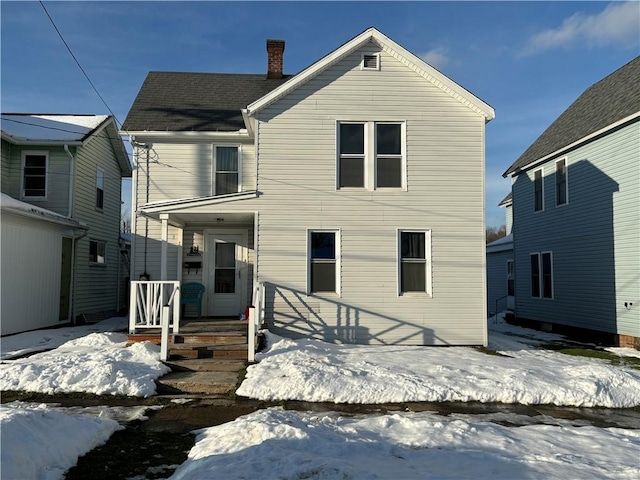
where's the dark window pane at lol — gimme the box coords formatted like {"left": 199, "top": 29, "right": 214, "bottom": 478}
{"left": 311, "top": 262, "right": 335, "bottom": 292}
{"left": 24, "top": 176, "right": 46, "bottom": 190}
{"left": 216, "top": 173, "right": 238, "bottom": 195}
{"left": 377, "top": 157, "right": 402, "bottom": 187}
{"left": 401, "top": 262, "right": 426, "bottom": 292}
{"left": 376, "top": 124, "right": 401, "bottom": 154}
{"left": 363, "top": 55, "right": 378, "bottom": 69}
{"left": 542, "top": 253, "right": 553, "bottom": 299}
{"left": 23, "top": 155, "right": 46, "bottom": 197}
{"left": 217, "top": 147, "right": 238, "bottom": 171}
{"left": 339, "top": 157, "right": 364, "bottom": 188}
{"left": 25, "top": 155, "right": 46, "bottom": 168}
{"left": 215, "top": 269, "right": 235, "bottom": 293}
{"left": 556, "top": 161, "right": 566, "bottom": 206}
{"left": 530, "top": 254, "right": 540, "bottom": 297}
{"left": 96, "top": 188, "right": 104, "bottom": 209}
{"left": 401, "top": 232, "right": 425, "bottom": 259}
{"left": 311, "top": 233, "right": 335, "bottom": 259}
{"left": 534, "top": 170, "right": 543, "bottom": 211}
{"left": 339, "top": 124, "right": 364, "bottom": 154}
{"left": 215, "top": 242, "right": 236, "bottom": 268}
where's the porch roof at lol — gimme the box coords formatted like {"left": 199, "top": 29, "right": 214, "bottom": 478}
{"left": 139, "top": 191, "right": 258, "bottom": 225}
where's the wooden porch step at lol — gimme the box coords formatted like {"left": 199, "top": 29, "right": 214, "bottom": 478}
{"left": 169, "top": 343, "right": 248, "bottom": 360}
{"left": 127, "top": 333, "right": 247, "bottom": 346}
{"left": 165, "top": 358, "right": 247, "bottom": 372}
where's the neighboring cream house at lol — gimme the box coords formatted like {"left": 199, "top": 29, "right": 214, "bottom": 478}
{"left": 1, "top": 114, "right": 131, "bottom": 334}
{"left": 122, "top": 28, "right": 494, "bottom": 345}
{"left": 503, "top": 56, "right": 640, "bottom": 348}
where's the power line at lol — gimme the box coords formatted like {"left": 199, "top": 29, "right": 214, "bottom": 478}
{"left": 39, "top": 1, "right": 124, "bottom": 130}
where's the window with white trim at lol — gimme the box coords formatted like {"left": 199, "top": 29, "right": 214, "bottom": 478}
{"left": 533, "top": 168, "right": 544, "bottom": 212}
{"left": 22, "top": 151, "right": 48, "bottom": 198}
{"left": 555, "top": 158, "right": 567, "bottom": 206}
{"left": 89, "top": 240, "right": 106, "bottom": 264}
{"left": 507, "top": 259, "right": 514, "bottom": 296}
{"left": 308, "top": 230, "right": 339, "bottom": 294}
{"left": 96, "top": 167, "right": 105, "bottom": 209}
{"left": 530, "top": 252, "right": 553, "bottom": 299}
{"left": 337, "top": 121, "right": 405, "bottom": 190}
{"left": 214, "top": 146, "right": 240, "bottom": 195}
{"left": 399, "top": 230, "right": 431, "bottom": 295}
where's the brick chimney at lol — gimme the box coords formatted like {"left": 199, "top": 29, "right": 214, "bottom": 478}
{"left": 266, "top": 39, "right": 285, "bottom": 79}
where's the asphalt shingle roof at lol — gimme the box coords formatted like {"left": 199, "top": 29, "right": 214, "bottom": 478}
{"left": 504, "top": 56, "right": 640, "bottom": 176}
{"left": 122, "top": 72, "right": 291, "bottom": 132}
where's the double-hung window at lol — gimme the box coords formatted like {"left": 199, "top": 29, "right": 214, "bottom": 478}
{"left": 507, "top": 259, "right": 515, "bottom": 296}
{"left": 89, "top": 240, "right": 106, "bottom": 265}
{"left": 533, "top": 168, "right": 544, "bottom": 212}
{"left": 530, "top": 252, "right": 553, "bottom": 299}
{"left": 22, "top": 151, "right": 48, "bottom": 198}
{"left": 399, "top": 230, "right": 431, "bottom": 295}
{"left": 308, "top": 230, "right": 339, "bottom": 294}
{"left": 96, "top": 167, "right": 105, "bottom": 210}
{"left": 214, "top": 146, "right": 240, "bottom": 195}
{"left": 555, "top": 158, "right": 567, "bottom": 206}
{"left": 337, "top": 121, "right": 404, "bottom": 189}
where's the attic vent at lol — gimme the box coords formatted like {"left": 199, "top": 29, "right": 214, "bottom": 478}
{"left": 362, "top": 54, "right": 380, "bottom": 70}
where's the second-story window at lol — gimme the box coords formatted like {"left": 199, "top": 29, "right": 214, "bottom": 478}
{"left": 533, "top": 168, "right": 544, "bottom": 212}
{"left": 96, "top": 167, "right": 105, "bottom": 210}
{"left": 555, "top": 158, "right": 567, "bottom": 206}
{"left": 337, "top": 121, "right": 405, "bottom": 190}
{"left": 214, "top": 146, "right": 239, "bottom": 195}
{"left": 22, "top": 151, "right": 48, "bottom": 198}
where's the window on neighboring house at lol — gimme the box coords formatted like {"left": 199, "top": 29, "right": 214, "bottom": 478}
{"left": 89, "top": 240, "right": 106, "bottom": 264}
{"left": 555, "top": 158, "right": 567, "bottom": 206}
{"left": 337, "top": 121, "right": 405, "bottom": 189}
{"left": 531, "top": 252, "right": 553, "bottom": 299}
{"left": 214, "top": 146, "right": 240, "bottom": 195}
{"left": 533, "top": 169, "right": 544, "bottom": 212}
{"left": 399, "top": 230, "right": 431, "bottom": 294}
{"left": 507, "top": 260, "right": 514, "bottom": 296}
{"left": 22, "top": 151, "right": 48, "bottom": 198}
{"left": 96, "top": 167, "right": 105, "bottom": 209}
{"left": 308, "top": 231, "right": 339, "bottom": 294}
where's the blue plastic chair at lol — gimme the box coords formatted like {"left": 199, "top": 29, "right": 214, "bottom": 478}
{"left": 180, "top": 282, "right": 205, "bottom": 317}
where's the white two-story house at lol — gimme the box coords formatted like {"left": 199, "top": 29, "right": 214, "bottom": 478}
{"left": 122, "top": 28, "right": 494, "bottom": 345}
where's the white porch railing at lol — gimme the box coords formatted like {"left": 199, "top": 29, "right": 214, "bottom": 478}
{"left": 248, "top": 282, "right": 266, "bottom": 363}
{"left": 129, "top": 281, "right": 181, "bottom": 334}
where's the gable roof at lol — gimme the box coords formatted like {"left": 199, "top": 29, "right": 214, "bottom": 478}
{"left": 121, "top": 73, "right": 291, "bottom": 132}
{"left": 246, "top": 27, "right": 494, "bottom": 122}
{"left": 1, "top": 114, "right": 131, "bottom": 176}
{"left": 504, "top": 56, "right": 640, "bottom": 177}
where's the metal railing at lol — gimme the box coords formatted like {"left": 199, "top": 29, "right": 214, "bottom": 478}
{"left": 248, "top": 282, "right": 266, "bottom": 362}
{"left": 129, "top": 281, "right": 181, "bottom": 334}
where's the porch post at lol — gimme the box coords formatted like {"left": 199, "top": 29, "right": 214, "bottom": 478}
{"left": 160, "top": 213, "right": 169, "bottom": 281}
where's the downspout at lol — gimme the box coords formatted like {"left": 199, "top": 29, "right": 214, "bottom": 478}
{"left": 64, "top": 144, "right": 81, "bottom": 324}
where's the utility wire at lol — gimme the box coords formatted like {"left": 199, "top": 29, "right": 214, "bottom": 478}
{"left": 39, "top": 1, "right": 124, "bottom": 130}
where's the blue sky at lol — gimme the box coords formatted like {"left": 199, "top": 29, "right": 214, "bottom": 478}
{"left": 2, "top": 1, "right": 638, "bottom": 227}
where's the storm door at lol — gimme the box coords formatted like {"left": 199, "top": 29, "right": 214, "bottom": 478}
{"left": 206, "top": 233, "right": 246, "bottom": 317}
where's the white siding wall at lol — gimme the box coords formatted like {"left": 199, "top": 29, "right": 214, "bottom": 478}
{"left": 250, "top": 42, "right": 487, "bottom": 345}
{"left": 1, "top": 213, "right": 70, "bottom": 335}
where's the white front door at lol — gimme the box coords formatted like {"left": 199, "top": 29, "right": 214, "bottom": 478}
{"left": 206, "top": 233, "right": 247, "bottom": 317}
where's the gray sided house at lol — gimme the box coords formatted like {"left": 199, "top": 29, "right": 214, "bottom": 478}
{"left": 503, "top": 56, "right": 640, "bottom": 348}
{"left": 486, "top": 193, "right": 513, "bottom": 317}
{"left": 123, "top": 28, "right": 495, "bottom": 345}
{"left": 1, "top": 114, "right": 131, "bottom": 334}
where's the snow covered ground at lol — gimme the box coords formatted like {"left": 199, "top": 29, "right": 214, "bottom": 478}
{"left": 171, "top": 407, "right": 640, "bottom": 480}
{"left": 237, "top": 323, "right": 640, "bottom": 408}
{"left": 2, "top": 315, "right": 640, "bottom": 479}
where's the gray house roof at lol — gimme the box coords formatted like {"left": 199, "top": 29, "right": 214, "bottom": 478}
{"left": 122, "top": 72, "right": 291, "bottom": 132}
{"left": 504, "top": 56, "right": 640, "bottom": 177}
